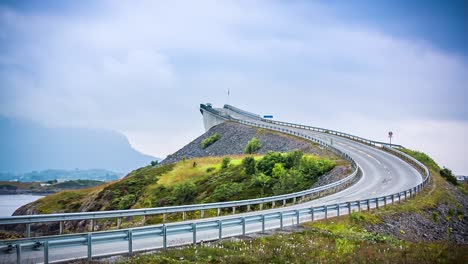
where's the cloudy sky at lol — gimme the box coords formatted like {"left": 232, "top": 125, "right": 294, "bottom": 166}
{"left": 1, "top": 0, "right": 467, "bottom": 174}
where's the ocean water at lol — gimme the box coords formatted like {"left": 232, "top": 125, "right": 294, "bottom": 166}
{"left": 0, "top": 195, "right": 44, "bottom": 216}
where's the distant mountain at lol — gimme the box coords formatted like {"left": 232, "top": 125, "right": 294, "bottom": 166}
{"left": 0, "top": 169, "right": 123, "bottom": 182}
{"left": 0, "top": 116, "right": 159, "bottom": 174}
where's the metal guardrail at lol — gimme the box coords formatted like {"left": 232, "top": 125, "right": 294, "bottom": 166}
{"left": 0, "top": 105, "right": 430, "bottom": 264}
{"left": 0, "top": 158, "right": 428, "bottom": 264}
{"left": 0, "top": 106, "right": 360, "bottom": 236}
{"left": 223, "top": 104, "right": 404, "bottom": 148}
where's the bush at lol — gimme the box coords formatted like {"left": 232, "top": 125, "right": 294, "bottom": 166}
{"left": 242, "top": 156, "right": 256, "bottom": 175}
{"left": 244, "top": 137, "right": 262, "bottom": 154}
{"left": 440, "top": 167, "right": 459, "bottom": 185}
{"left": 172, "top": 182, "right": 197, "bottom": 204}
{"left": 221, "top": 157, "right": 231, "bottom": 169}
{"left": 117, "top": 194, "right": 137, "bottom": 210}
{"left": 150, "top": 160, "right": 159, "bottom": 166}
{"left": 201, "top": 133, "right": 221, "bottom": 149}
{"left": 257, "top": 151, "right": 285, "bottom": 176}
{"left": 284, "top": 150, "right": 303, "bottom": 169}
{"left": 211, "top": 183, "right": 244, "bottom": 202}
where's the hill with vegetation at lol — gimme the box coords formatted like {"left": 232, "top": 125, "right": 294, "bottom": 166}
{"left": 0, "top": 180, "right": 106, "bottom": 194}
{"left": 161, "top": 121, "right": 333, "bottom": 165}
{"left": 110, "top": 149, "right": 468, "bottom": 264}
{"left": 9, "top": 122, "right": 350, "bottom": 235}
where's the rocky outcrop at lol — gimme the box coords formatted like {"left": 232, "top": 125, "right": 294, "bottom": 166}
{"left": 161, "top": 121, "right": 334, "bottom": 165}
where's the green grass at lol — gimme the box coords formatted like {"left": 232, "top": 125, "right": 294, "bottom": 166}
{"left": 117, "top": 148, "right": 468, "bottom": 263}
{"left": 28, "top": 152, "right": 338, "bottom": 223}
{"left": 119, "top": 218, "right": 466, "bottom": 264}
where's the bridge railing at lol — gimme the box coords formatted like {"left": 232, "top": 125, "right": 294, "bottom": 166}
{"left": 0, "top": 105, "right": 431, "bottom": 264}
{"left": 0, "top": 106, "right": 360, "bottom": 238}
{"left": 223, "top": 104, "right": 404, "bottom": 148}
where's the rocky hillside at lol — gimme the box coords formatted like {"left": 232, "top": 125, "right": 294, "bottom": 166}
{"left": 161, "top": 121, "right": 333, "bottom": 165}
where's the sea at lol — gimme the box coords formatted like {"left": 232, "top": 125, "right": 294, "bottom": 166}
{"left": 0, "top": 194, "right": 44, "bottom": 216}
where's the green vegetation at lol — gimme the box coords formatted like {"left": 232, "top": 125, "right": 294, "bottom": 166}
{"left": 221, "top": 157, "right": 231, "bottom": 169}
{"left": 201, "top": 133, "right": 221, "bottom": 149}
{"left": 244, "top": 137, "right": 262, "bottom": 154}
{"left": 119, "top": 148, "right": 467, "bottom": 264}
{"left": 440, "top": 167, "right": 459, "bottom": 185}
{"left": 150, "top": 160, "right": 159, "bottom": 166}
{"left": 28, "top": 151, "right": 337, "bottom": 222}
{"left": 120, "top": 217, "right": 466, "bottom": 264}
{"left": 0, "top": 179, "right": 106, "bottom": 195}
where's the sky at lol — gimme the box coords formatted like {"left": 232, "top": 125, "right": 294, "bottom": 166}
{"left": 0, "top": 0, "right": 467, "bottom": 174}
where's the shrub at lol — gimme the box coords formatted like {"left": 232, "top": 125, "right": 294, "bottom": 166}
{"left": 206, "top": 167, "right": 215, "bottom": 173}
{"left": 201, "top": 133, "right": 221, "bottom": 149}
{"left": 117, "top": 194, "right": 137, "bottom": 210}
{"left": 211, "top": 183, "right": 244, "bottom": 202}
{"left": 244, "top": 137, "right": 262, "bottom": 154}
{"left": 221, "top": 157, "right": 231, "bottom": 169}
{"left": 150, "top": 160, "right": 159, "bottom": 166}
{"left": 251, "top": 173, "right": 271, "bottom": 196}
{"left": 172, "top": 182, "right": 197, "bottom": 204}
{"left": 440, "top": 167, "right": 459, "bottom": 185}
{"left": 284, "top": 150, "right": 303, "bottom": 169}
{"left": 257, "top": 151, "right": 284, "bottom": 176}
{"left": 242, "top": 156, "right": 256, "bottom": 175}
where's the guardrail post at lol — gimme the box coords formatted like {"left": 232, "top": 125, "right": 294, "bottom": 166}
{"left": 410, "top": 189, "right": 413, "bottom": 198}
{"left": 141, "top": 215, "right": 146, "bottom": 225}
{"left": 293, "top": 197, "right": 297, "bottom": 204}
{"left": 367, "top": 199, "right": 370, "bottom": 210}
{"left": 311, "top": 207, "right": 314, "bottom": 221}
{"left": 232, "top": 207, "right": 236, "bottom": 214}
{"left": 301, "top": 195, "right": 305, "bottom": 202}
{"left": 183, "top": 211, "right": 187, "bottom": 220}
{"left": 296, "top": 210, "right": 300, "bottom": 226}
{"left": 376, "top": 198, "right": 379, "bottom": 209}
{"left": 90, "top": 219, "right": 94, "bottom": 232}
{"left": 347, "top": 202, "right": 351, "bottom": 215}
{"left": 336, "top": 204, "right": 340, "bottom": 217}
{"left": 59, "top": 221, "right": 64, "bottom": 234}
{"left": 398, "top": 193, "right": 401, "bottom": 202}
{"left": 357, "top": 201, "right": 361, "bottom": 212}
{"left": 163, "top": 213, "right": 167, "bottom": 222}
{"left": 384, "top": 197, "right": 387, "bottom": 206}
{"left": 26, "top": 224, "right": 31, "bottom": 238}
{"left": 87, "top": 233, "right": 92, "bottom": 260}
{"left": 128, "top": 229, "right": 133, "bottom": 255}
{"left": 16, "top": 244, "right": 21, "bottom": 264}
{"left": 272, "top": 201, "right": 275, "bottom": 208}
{"left": 218, "top": 220, "right": 222, "bottom": 240}
{"left": 43, "top": 241, "right": 49, "bottom": 264}
{"left": 161, "top": 224, "right": 168, "bottom": 250}
{"left": 324, "top": 206, "right": 328, "bottom": 219}
{"left": 260, "top": 203, "right": 263, "bottom": 210}
{"left": 242, "top": 217, "right": 246, "bottom": 236}
{"left": 261, "top": 215, "right": 265, "bottom": 233}
{"left": 117, "top": 217, "right": 122, "bottom": 229}
{"left": 392, "top": 195, "right": 395, "bottom": 204}
{"left": 405, "top": 190, "right": 408, "bottom": 199}
{"left": 192, "top": 223, "right": 197, "bottom": 244}
{"left": 280, "top": 212, "right": 284, "bottom": 229}
{"left": 201, "top": 209, "right": 205, "bottom": 218}
{"left": 282, "top": 199, "right": 286, "bottom": 206}
{"left": 247, "top": 205, "right": 251, "bottom": 212}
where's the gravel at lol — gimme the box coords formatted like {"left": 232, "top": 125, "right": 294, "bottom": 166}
{"left": 160, "top": 121, "right": 335, "bottom": 165}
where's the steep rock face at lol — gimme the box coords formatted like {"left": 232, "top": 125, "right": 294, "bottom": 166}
{"left": 161, "top": 121, "right": 333, "bottom": 165}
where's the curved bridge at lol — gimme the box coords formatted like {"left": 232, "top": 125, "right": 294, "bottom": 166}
{"left": 0, "top": 104, "right": 429, "bottom": 264}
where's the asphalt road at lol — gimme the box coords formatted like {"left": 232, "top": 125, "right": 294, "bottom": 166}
{"left": 0, "top": 109, "right": 423, "bottom": 264}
